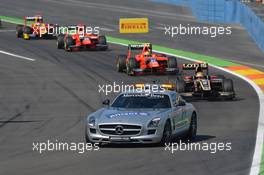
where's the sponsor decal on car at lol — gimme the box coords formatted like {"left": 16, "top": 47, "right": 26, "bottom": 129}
{"left": 108, "top": 112, "right": 149, "bottom": 118}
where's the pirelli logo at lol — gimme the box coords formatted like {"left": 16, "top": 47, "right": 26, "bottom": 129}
{"left": 119, "top": 18, "right": 149, "bottom": 33}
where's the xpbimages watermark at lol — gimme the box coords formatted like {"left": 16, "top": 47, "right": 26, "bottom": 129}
{"left": 164, "top": 140, "right": 232, "bottom": 154}
{"left": 163, "top": 24, "right": 232, "bottom": 38}
{"left": 32, "top": 140, "right": 100, "bottom": 154}
{"left": 98, "top": 82, "right": 167, "bottom": 95}
{"left": 32, "top": 24, "right": 100, "bottom": 37}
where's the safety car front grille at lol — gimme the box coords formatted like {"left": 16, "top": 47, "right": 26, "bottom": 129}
{"left": 99, "top": 124, "right": 141, "bottom": 136}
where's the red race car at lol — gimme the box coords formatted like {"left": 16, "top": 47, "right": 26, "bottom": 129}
{"left": 57, "top": 25, "right": 108, "bottom": 51}
{"left": 116, "top": 43, "right": 179, "bottom": 75}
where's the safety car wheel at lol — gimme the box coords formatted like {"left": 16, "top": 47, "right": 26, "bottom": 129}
{"left": 160, "top": 120, "right": 172, "bottom": 145}
{"left": 186, "top": 112, "right": 197, "bottom": 140}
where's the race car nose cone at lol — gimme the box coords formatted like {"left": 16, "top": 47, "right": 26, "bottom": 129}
{"left": 82, "top": 39, "right": 91, "bottom": 44}
{"left": 148, "top": 61, "right": 159, "bottom": 68}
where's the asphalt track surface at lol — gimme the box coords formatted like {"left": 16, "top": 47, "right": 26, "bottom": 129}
{"left": 0, "top": 1, "right": 262, "bottom": 175}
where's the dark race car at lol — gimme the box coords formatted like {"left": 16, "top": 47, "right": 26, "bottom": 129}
{"left": 56, "top": 25, "right": 108, "bottom": 51}
{"left": 116, "top": 43, "right": 179, "bottom": 75}
{"left": 174, "top": 63, "right": 235, "bottom": 100}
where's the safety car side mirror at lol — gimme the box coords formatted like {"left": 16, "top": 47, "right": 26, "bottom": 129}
{"left": 102, "top": 99, "right": 110, "bottom": 106}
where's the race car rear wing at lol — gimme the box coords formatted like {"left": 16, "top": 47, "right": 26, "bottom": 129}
{"left": 67, "top": 24, "right": 86, "bottom": 28}
{"left": 128, "top": 43, "right": 152, "bottom": 50}
{"left": 24, "top": 16, "right": 44, "bottom": 25}
{"left": 182, "top": 63, "right": 208, "bottom": 70}
{"left": 134, "top": 83, "right": 175, "bottom": 91}
{"left": 24, "top": 16, "right": 43, "bottom": 20}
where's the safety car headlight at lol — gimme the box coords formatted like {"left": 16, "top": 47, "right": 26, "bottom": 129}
{"left": 148, "top": 117, "right": 161, "bottom": 128}
{"left": 88, "top": 116, "right": 96, "bottom": 127}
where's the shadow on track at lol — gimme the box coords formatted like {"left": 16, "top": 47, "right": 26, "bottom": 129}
{"left": 0, "top": 120, "right": 41, "bottom": 124}
{"left": 185, "top": 97, "right": 244, "bottom": 103}
{"left": 99, "top": 134, "right": 215, "bottom": 149}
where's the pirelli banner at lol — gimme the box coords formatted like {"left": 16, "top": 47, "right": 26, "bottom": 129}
{"left": 119, "top": 18, "right": 149, "bottom": 33}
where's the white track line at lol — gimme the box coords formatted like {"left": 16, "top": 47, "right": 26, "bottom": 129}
{"left": 154, "top": 26, "right": 165, "bottom": 30}
{"left": 108, "top": 40, "right": 264, "bottom": 175}
{"left": 157, "top": 49, "right": 264, "bottom": 175}
{"left": 229, "top": 59, "right": 264, "bottom": 69}
{"left": 157, "top": 50, "right": 264, "bottom": 175}
{"left": 100, "top": 27, "right": 115, "bottom": 32}
{"left": 0, "top": 50, "right": 36, "bottom": 61}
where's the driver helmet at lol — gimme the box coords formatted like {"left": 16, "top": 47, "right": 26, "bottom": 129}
{"left": 144, "top": 50, "right": 151, "bottom": 56}
{"left": 35, "top": 22, "right": 40, "bottom": 26}
{"left": 196, "top": 71, "right": 204, "bottom": 78}
{"left": 36, "top": 18, "right": 42, "bottom": 24}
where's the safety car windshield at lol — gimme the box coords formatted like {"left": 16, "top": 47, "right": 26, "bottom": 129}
{"left": 111, "top": 93, "right": 171, "bottom": 109}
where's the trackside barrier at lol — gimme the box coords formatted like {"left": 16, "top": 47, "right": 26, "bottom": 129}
{"left": 237, "top": 2, "right": 264, "bottom": 54}
{"left": 153, "top": 0, "right": 264, "bottom": 54}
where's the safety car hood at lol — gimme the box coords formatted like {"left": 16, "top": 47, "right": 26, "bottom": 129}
{"left": 94, "top": 108, "right": 168, "bottom": 125}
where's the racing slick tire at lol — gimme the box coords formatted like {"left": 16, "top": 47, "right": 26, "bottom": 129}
{"left": 126, "top": 57, "right": 138, "bottom": 76}
{"left": 222, "top": 79, "right": 235, "bottom": 100}
{"left": 16, "top": 25, "right": 23, "bottom": 38}
{"left": 175, "top": 80, "right": 186, "bottom": 93}
{"left": 64, "top": 36, "right": 74, "bottom": 52}
{"left": 57, "top": 34, "right": 65, "bottom": 49}
{"left": 24, "top": 26, "right": 31, "bottom": 34}
{"left": 116, "top": 55, "right": 127, "bottom": 72}
{"left": 23, "top": 26, "right": 31, "bottom": 40}
{"left": 167, "top": 56, "right": 178, "bottom": 68}
{"left": 222, "top": 79, "right": 234, "bottom": 92}
{"left": 186, "top": 112, "right": 197, "bottom": 140}
{"left": 160, "top": 120, "right": 172, "bottom": 145}
{"left": 98, "top": 36, "right": 108, "bottom": 51}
